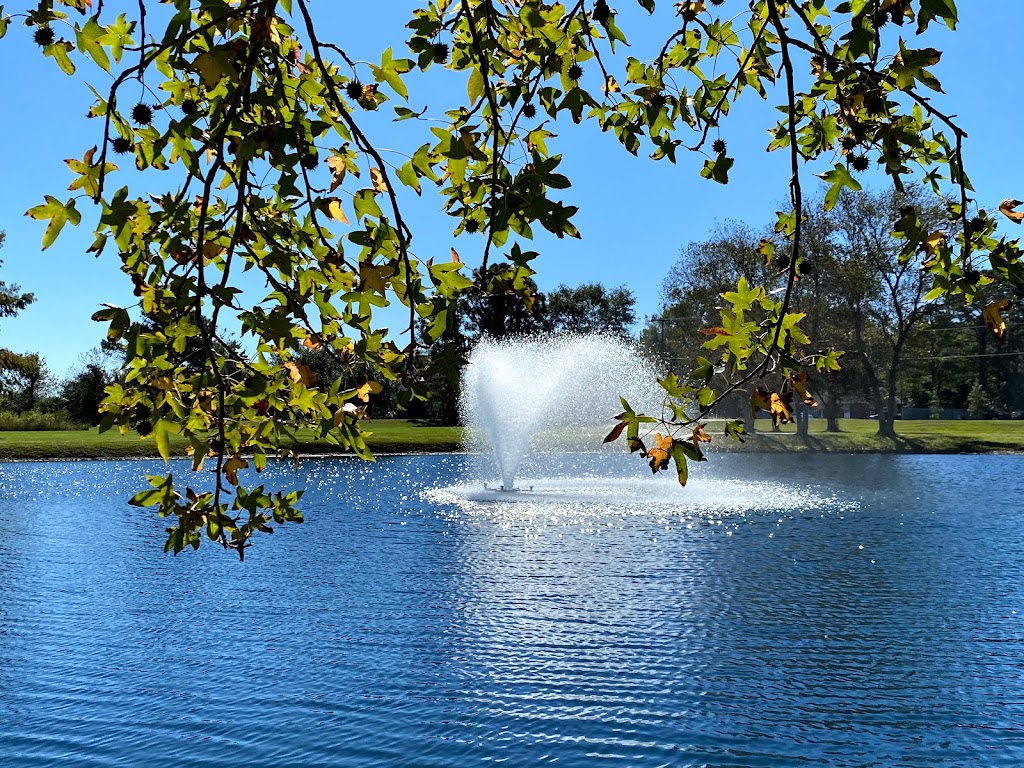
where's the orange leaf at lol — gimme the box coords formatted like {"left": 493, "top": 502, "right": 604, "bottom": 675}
{"left": 284, "top": 361, "right": 317, "bottom": 386}
{"left": 999, "top": 199, "right": 1024, "bottom": 225}
{"left": 451, "top": 247, "right": 461, "bottom": 264}
{"left": 983, "top": 299, "right": 1011, "bottom": 344}
{"left": 647, "top": 432, "right": 674, "bottom": 474}
{"left": 700, "top": 327, "right": 731, "bottom": 336}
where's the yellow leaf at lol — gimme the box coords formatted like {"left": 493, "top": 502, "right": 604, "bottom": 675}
{"left": 370, "top": 167, "right": 388, "bottom": 194}
{"left": 769, "top": 391, "right": 794, "bottom": 428}
{"left": 983, "top": 299, "right": 1011, "bottom": 344}
{"left": 326, "top": 155, "right": 347, "bottom": 192}
{"left": 602, "top": 75, "right": 620, "bottom": 93}
{"left": 284, "top": 361, "right": 317, "bottom": 386}
{"left": 647, "top": 432, "right": 674, "bottom": 474}
{"left": 790, "top": 371, "right": 818, "bottom": 407}
{"left": 923, "top": 230, "right": 946, "bottom": 258}
{"left": 999, "top": 199, "right": 1024, "bottom": 225}
{"left": 193, "top": 52, "right": 227, "bottom": 89}
{"left": 359, "top": 262, "right": 396, "bottom": 294}
{"left": 224, "top": 455, "right": 248, "bottom": 486}
{"left": 355, "top": 380, "right": 382, "bottom": 403}
{"left": 326, "top": 198, "right": 350, "bottom": 225}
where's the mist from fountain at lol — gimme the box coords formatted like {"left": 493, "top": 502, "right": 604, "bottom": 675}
{"left": 459, "top": 334, "right": 664, "bottom": 491}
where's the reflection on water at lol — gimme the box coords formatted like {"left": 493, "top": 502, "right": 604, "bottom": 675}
{"left": 1, "top": 453, "right": 1024, "bottom": 766}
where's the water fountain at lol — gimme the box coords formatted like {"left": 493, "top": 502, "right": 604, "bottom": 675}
{"left": 459, "top": 334, "right": 664, "bottom": 493}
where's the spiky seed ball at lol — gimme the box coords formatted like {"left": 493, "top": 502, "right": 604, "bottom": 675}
{"left": 865, "top": 94, "right": 885, "bottom": 115}
{"left": 593, "top": 0, "right": 610, "bottom": 24}
{"left": 798, "top": 259, "right": 815, "bottom": 276}
{"left": 712, "top": 138, "right": 727, "bottom": 155}
{"left": 522, "top": 102, "right": 537, "bottom": 119}
{"left": 131, "top": 103, "right": 154, "bottom": 126}
{"left": 850, "top": 154, "right": 870, "bottom": 172}
{"left": 300, "top": 153, "right": 318, "bottom": 170}
{"left": 345, "top": 80, "right": 363, "bottom": 100}
{"left": 464, "top": 219, "right": 480, "bottom": 233}
{"left": 567, "top": 63, "right": 583, "bottom": 82}
{"left": 432, "top": 43, "right": 449, "bottom": 64}
{"left": 709, "top": 0, "right": 725, "bottom": 5}
{"left": 649, "top": 92, "right": 667, "bottom": 110}
{"left": 970, "top": 216, "right": 986, "bottom": 233}
{"left": 33, "top": 26, "right": 55, "bottom": 47}
{"left": 840, "top": 135, "right": 858, "bottom": 152}
{"left": 135, "top": 420, "right": 154, "bottom": 437}
{"left": 181, "top": 98, "right": 198, "bottom": 116}
{"left": 776, "top": 254, "right": 790, "bottom": 270}
{"left": 111, "top": 137, "right": 133, "bottom": 155}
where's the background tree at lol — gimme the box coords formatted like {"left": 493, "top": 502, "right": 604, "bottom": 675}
{"left": 546, "top": 283, "right": 635, "bottom": 338}
{"left": 60, "top": 363, "right": 111, "bottom": 426}
{"left": 463, "top": 262, "right": 549, "bottom": 340}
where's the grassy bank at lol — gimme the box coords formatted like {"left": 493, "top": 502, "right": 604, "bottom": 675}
{"left": 0, "top": 420, "right": 464, "bottom": 461}
{"left": 0, "top": 419, "right": 1021, "bottom": 462}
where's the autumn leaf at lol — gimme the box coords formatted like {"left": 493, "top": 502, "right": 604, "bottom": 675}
{"left": 303, "top": 335, "right": 322, "bottom": 350}
{"left": 999, "top": 199, "right": 1024, "bottom": 225}
{"left": 333, "top": 402, "right": 364, "bottom": 426}
{"left": 326, "top": 155, "right": 347, "bottom": 192}
{"left": 603, "top": 420, "right": 627, "bottom": 444}
{"left": 284, "top": 361, "right": 317, "bottom": 386}
{"left": 983, "top": 299, "right": 1011, "bottom": 344}
{"left": 370, "top": 167, "right": 388, "bottom": 194}
{"left": 646, "top": 432, "right": 674, "bottom": 474}
{"left": 355, "top": 379, "right": 382, "bottom": 402}
{"left": 923, "top": 230, "right": 946, "bottom": 258}
{"left": 357, "top": 83, "right": 379, "bottom": 110}
{"left": 770, "top": 391, "right": 794, "bottom": 428}
{"left": 451, "top": 247, "right": 461, "bottom": 263}
{"left": 326, "top": 198, "right": 350, "bottom": 224}
{"left": 790, "top": 371, "right": 818, "bottom": 407}
{"left": 224, "top": 455, "right": 248, "bottom": 486}
{"left": 700, "top": 326, "right": 731, "bottom": 337}
{"left": 692, "top": 423, "right": 712, "bottom": 444}
{"left": 602, "top": 75, "right": 620, "bottom": 93}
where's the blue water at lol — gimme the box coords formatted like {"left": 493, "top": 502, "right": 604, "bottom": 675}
{"left": 1, "top": 453, "right": 1024, "bottom": 766}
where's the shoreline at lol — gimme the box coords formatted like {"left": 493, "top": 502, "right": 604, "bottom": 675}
{"left": 1, "top": 423, "right": 1023, "bottom": 462}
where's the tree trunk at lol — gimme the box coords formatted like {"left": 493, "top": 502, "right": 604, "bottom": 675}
{"left": 824, "top": 396, "right": 841, "bottom": 432}
{"left": 795, "top": 400, "right": 809, "bottom": 437}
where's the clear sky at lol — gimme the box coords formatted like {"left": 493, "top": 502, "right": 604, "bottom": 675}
{"left": 1, "top": 1, "right": 1022, "bottom": 376}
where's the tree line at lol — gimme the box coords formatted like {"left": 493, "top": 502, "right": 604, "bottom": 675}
{"left": 644, "top": 187, "right": 1022, "bottom": 437}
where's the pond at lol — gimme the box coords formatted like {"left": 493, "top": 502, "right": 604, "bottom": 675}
{"left": 1, "top": 453, "right": 1023, "bottom": 767}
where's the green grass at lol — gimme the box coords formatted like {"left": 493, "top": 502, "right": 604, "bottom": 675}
{"left": 0, "top": 418, "right": 1022, "bottom": 462}
{"left": 0, "top": 420, "right": 463, "bottom": 462}
{"left": 729, "top": 418, "right": 1024, "bottom": 454}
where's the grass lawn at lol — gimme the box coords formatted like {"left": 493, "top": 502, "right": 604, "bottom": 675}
{"left": 0, "top": 418, "right": 1021, "bottom": 461}
{"left": 0, "top": 420, "right": 464, "bottom": 462}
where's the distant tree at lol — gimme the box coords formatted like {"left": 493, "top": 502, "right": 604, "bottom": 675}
{"left": 463, "top": 262, "right": 548, "bottom": 340}
{"left": 547, "top": 283, "right": 636, "bottom": 338}
{"left": 61, "top": 364, "right": 111, "bottom": 426}
{"left": 824, "top": 187, "right": 947, "bottom": 438}
{"left": 0, "top": 232, "right": 34, "bottom": 320}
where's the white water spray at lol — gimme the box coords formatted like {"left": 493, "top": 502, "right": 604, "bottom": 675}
{"left": 460, "top": 334, "right": 663, "bottom": 490}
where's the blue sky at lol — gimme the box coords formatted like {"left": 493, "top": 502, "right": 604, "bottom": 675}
{"left": 1, "top": 1, "right": 1022, "bottom": 376}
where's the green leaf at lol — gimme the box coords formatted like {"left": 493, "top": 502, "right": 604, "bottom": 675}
{"left": 467, "top": 68, "right": 485, "bottom": 104}
{"left": 154, "top": 419, "right": 173, "bottom": 461}
{"left": 25, "top": 195, "right": 81, "bottom": 249}
{"left": 819, "top": 163, "right": 862, "bottom": 211}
